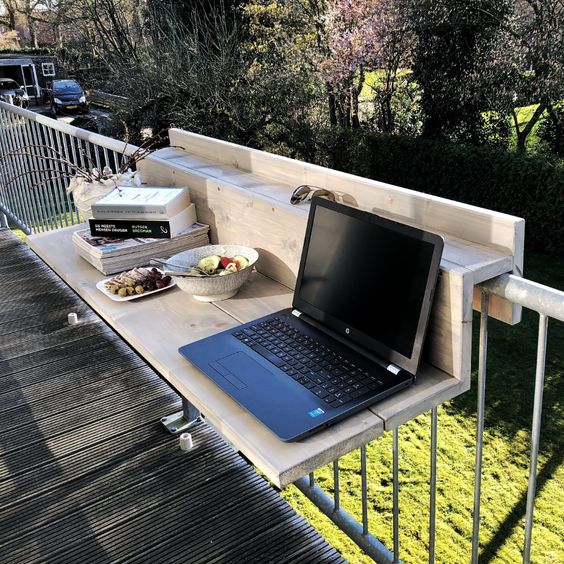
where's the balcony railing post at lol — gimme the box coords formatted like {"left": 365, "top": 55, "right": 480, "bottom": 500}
{"left": 392, "top": 427, "right": 400, "bottom": 562}
{"left": 0, "top": 101, "right": 137, "bottom": 234}
{"left": 472, "top": 290, "right": 489, "bottom": 563}
{"left": 333, "top": 459, "right": 340, "bottom": 511}
{"left": 429, "top": 406, "right": 438, "bottom": 563}
{"left": 523, "top": 314, "right": 549, "bottom": 563}
{"left": 361, "top": 445, "right": 369, "bottom": 535}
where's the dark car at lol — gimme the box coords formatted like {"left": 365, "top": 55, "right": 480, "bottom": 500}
{"left": 49, "top": 79, "right": 89, "bottom": 114}
{"left": 0, "top": 78, "right": 29, "bottom": 108}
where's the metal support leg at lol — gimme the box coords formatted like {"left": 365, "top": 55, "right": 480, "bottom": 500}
{"left": 523, "top": 314, "right": 549, "bottom": 563}
{"left": 160, "top": 396, "right": 202, "bottom": 434}
{"left": 0, "top": 212, "right": 8, "bottom": 229}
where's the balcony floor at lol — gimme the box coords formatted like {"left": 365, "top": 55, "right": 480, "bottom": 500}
{"left": 0, "top": 229, "right": 345, "bottom": 563}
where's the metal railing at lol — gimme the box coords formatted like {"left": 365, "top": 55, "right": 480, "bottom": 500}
{"left": 1, "top": 101, "right": 562, "bottom": 563}
{"left": 0, "top": 101, "right": 136, "bottom": 234}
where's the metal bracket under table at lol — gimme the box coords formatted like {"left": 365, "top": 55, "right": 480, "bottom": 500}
{"left": 161, "top": 397, "right": 202, "bottom": 434}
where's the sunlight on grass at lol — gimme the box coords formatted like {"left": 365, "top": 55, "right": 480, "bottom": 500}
{"left": 360, "top": 69, "right": 411, "bottom": 100}
{"left": 10, "top": 226, "right": 26, "bottom": 241}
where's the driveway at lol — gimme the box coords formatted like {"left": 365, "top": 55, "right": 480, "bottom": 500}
{"left": 29, "top": 102, "right": 110, "bottom": 123}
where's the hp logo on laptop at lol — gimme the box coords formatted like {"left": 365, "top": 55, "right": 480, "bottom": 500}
{"left": 345, "top": 328, "right": 350, "bottom": 334}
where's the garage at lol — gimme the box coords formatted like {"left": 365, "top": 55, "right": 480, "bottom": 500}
{"left": 0, "top": 56, "right": 41, "bottom": 100}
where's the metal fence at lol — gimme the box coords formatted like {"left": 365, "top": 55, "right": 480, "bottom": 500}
{"left": 0, "top": 101, "right": 136, "bottom": 234}
{"left": 1, "top": 101, "right": 562, "bottom": 563}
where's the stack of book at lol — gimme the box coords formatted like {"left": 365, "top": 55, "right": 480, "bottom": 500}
{"left": 73, "top": 186, "right": 210, "bottom": 274}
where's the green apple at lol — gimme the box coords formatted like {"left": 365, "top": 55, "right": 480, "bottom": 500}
{"left": 197, "top": 254, "right": 221, "bottom": 274}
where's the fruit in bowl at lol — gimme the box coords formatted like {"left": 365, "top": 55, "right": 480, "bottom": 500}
{"left": 165, "top": 244, "right": 259, "bottom": 301}
{"left": 194, "top": 254, "right": 250, "bottom": 276}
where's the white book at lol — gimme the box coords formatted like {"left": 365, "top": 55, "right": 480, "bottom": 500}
{"left": 88, "top": 203, "right": 198, "bottom": 239}
{"left": 91, "top": 186, "right": 190, "bottom": 219}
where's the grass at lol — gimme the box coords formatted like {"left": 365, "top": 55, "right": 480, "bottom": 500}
{"left": 10, "top": 224, "right": 26, "bottom": 241}
{"left": 280, "top": 248, "right": 563, "bottom": 563}
{"left": 359, "top": 69, "right": 411, "bottom": 101}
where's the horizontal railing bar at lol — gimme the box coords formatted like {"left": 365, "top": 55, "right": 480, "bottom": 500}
{"left": 481, "top": 274, "right": 564, "bottom": 322}
{"left": 0, "top": 101, "right": 138, "bottom": 157}
{"left": 294, "top": 476, "right": 397, "bottom": 564}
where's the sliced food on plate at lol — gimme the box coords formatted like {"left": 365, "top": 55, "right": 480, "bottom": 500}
{"left": 99, "top": 267, "right": 173, "bottom": 300}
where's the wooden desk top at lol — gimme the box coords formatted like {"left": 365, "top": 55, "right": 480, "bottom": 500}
{"left": 28, "top": 225, "right": 467, "bottom": 487}
{"left": 27, "top": 225, "right": 388, "bottom": 487}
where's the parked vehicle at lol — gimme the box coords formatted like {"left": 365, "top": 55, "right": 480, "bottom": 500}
{"left": 0, "top": 78, "right": 29, "bottom": 108}
{"left": 47, "top": 79, "right": 89, "bottom": 114}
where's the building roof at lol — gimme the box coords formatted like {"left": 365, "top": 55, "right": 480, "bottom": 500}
{"left": 0, "top": 57, "right": 33, "bottom": 66}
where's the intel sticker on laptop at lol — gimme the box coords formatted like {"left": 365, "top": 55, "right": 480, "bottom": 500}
{"left": 308, "top": 407, "right": 325, "bottom": 418}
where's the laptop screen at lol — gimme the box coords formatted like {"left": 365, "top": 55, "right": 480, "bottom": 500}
{"left": 293, "top": 199, "right": 443, "bottom": 374}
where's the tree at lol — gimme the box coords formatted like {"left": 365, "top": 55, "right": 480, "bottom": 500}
{"left": 240, "top": 0, "right": 329, "bottom": 156}
{"left": 537, "top": 101, "right": 564, "bottom": 157}
{"left": 0, "top": 0, "right": 19, "bottom": 30}
{"left": 509, "top": 0, "right": 564, "bottom": 153}
{"left": 408, "top": 0, "right": 514, "bottom": 144}
{"left": 18, "top": 0, "right": 42, "bottom": 48}
{"left": 319, "top": 0, "right": 412, "bottom": 130}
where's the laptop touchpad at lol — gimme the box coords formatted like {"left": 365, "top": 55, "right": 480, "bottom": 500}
{"left": 210, "top": 352, "right": 271, "bottom": 390}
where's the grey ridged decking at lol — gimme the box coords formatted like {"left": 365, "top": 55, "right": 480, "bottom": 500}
{"left": 0, "top": 230, "right": 346, "bottom": 563}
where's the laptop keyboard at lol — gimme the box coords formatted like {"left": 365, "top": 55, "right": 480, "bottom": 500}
{"left": 232, "top": 318, "right": 386, "bottom": 409}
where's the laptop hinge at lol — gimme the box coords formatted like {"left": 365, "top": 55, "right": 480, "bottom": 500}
{"left": 293, "top": 310, "right": 410, "bottom": 379}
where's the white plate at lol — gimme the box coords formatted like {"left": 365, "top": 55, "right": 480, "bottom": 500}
{"left": 96, "top": 268, "right": 176, "bottom": 302}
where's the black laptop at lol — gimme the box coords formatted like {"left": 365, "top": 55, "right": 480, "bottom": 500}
{"left": 179, "top": 198, "right": 444, "bottom": 441}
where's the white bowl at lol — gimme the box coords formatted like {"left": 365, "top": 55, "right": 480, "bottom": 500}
{"left": 165, "top": 244, "right": 259, "bottom": 301}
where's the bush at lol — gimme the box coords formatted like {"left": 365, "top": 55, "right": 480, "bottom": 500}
{"left": 318, "top": 129, "right": 564, "bottom": 257}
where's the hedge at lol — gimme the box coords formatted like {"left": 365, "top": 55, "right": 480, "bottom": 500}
{"left": 318, "top": 129, "right": 564, "bottom": 257}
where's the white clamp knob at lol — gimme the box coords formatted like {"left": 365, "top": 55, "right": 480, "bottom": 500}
{"left": 179, "top": 432, "right": 193, "bottom": 451}
{"left": 67, "top": 312, "right": 78, "bottom": 325}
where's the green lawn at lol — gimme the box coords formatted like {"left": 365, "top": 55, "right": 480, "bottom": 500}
{"left": 10, "top": 225, "right": 26, "bottom": 241}
{"left": 281, "top": 249, "right": 563, "bottom": 563}
{"left": 359, "top": 69, "right": 411, "bottom": 100}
